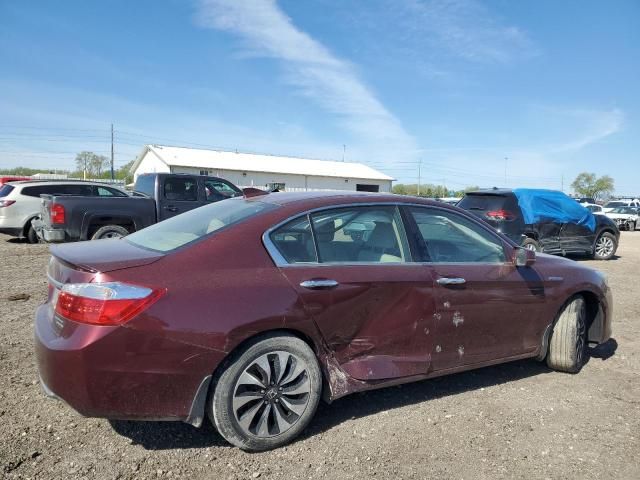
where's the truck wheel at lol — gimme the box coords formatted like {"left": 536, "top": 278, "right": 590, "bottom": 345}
{"left": 26, "top": 223, "right": 39, "bottom": 244}
{"left": 592, "top": 232, "right": 617, "bottom": 260}
{"left": 546, "top": 296, "right": 586, "bottom": 373}
{"left": 522, "top": 238, "right": 541, "bottom": 252}
{"left": 209, "top": 333, "right": 322, "bottom": 451}
{"left": 91, "top": 225, "right": 129, "bottom": 240}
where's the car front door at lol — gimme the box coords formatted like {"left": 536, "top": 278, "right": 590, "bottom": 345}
{"left": 559, "top": 220, "right": 596, "bottom": 253}
{"left": 268, "top": 205, "right": 437, "bottom": 381}
{"left": 405, "top": 206, "right": 548, "bottom": 371}
{"left": 159, "top": 176, "right": 201, "bottom": 220}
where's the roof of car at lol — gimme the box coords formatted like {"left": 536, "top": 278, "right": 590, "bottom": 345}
{"left": 464, "top": 188, "right": 513, "bottom": 195}
{"left": 250, "top": 190, "right": 444, "bottom": 208}
{"left": 9, "top": 180, "right": 125, "bottom": 188}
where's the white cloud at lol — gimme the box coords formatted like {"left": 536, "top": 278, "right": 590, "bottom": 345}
{"left": 195, "top": 0, "right": 418, "bottom": 156}
{"left": 550, "top": 108, "right": 624, "bottom": 152}
{"left": 388, "top": 0, "right": 536, "bottom": 64}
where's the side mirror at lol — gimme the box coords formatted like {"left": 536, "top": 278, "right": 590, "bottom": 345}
{"left": 514, "top": 247, "right": 536, "bottom": 267}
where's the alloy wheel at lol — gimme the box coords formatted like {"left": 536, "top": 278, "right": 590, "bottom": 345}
{"left": 232, "top": 351, "right": 311, "bottom": 438}
{"left": 595, "top": 236, "right": 614, "bottom": 258}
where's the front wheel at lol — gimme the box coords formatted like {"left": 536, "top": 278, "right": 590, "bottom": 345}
{"left": 546, "top": 296, "right": 587, "bottom": 373}
{"left": 209, "top": 333, "right": 322, "bottom": 451}
{"left": 592, "top": 232, "right": 617, "bottom": 260}
{"left": 90, "top": 225, "right": 129, "bottom": 240}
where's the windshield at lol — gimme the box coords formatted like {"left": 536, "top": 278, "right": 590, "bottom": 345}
{"left": 611, "top": 207, "right": 633, "bottom": 214}
{"left": 126, "top": 198, "right": 275, "bottom": 252}
{"left": 605, "top": 201, "right": 625, "bottom": 208}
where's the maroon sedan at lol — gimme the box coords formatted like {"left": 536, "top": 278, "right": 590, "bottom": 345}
{"left": 35, "top": 191, "right": 612, "bottom": 451}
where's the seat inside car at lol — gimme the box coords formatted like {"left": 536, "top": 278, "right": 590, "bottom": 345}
{"left": 357, "top": 221, "right": 402, "bottom": 263}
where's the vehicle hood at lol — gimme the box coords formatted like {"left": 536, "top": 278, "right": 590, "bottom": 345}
{"left": 606, "top": 213, "right": 636, "bottom": 219}
{"left": 50, "top": 238, "right": 164, "bottom": 273}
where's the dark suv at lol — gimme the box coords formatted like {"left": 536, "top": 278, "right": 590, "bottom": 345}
{"left": 458, "top": 188, "right": 619, "bottom": 260}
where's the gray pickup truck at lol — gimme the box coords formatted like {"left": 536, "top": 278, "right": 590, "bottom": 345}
{"left": 34, "top": 173, "right": 242, "bottom": 242}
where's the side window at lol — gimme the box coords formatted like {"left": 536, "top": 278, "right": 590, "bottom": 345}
{"left": 204, "top": 180, "right": 241, "bottom": 202}
{"left": 164, "top": 177, "right": 198, "bottom": 201}
{"left": 97, "top": 187, "right": 114, "bottom": 196}
{"left": 270, "top": 216, "right": 316, "bottom": 263}
{"left": 61, "top": 184, "right": 94, "bottom": 196}
{"left": 310, "top": 206, "right": 408, "bottom": 263}
{"left": 20, "top": 186, "right": 45, "bottom": 198}
{"left": 409, "top": 207, "right": 506, "bottom": 263}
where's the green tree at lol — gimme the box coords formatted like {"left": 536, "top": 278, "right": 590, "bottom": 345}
{"left": 571, "top": 172, "right": 614, "bottom": 201}
{"left": 75, "top": 151, "right": 109, "bottom": 178}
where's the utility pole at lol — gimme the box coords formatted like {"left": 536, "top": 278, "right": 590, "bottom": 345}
{"left": 504, "top": 156, "right": 508, "bottom": 186}
{"left": 561, "top": 174, "right": 564, "bottom": 192}
{"left": 110, "top": 123, "right": 115, "bottom": 180}
{"left": 417, "top": 159, "right": 422, "bottom": 196}
{"left": 342, "top": 144, "right": 346, "bottom": 162}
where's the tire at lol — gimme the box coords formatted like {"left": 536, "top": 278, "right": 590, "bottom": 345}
{"left": 592, "top": 232, "right": 617, "bottom": 260}
{"left": 631, "top": 221, "right": 637, "bottom": 231}
{"left": 90, "top": 225, "right": 129, "bottom": 240}
{"left": 208, "top": 333, "right": 322, "bottom": 451}
{"left": 26, "top": 222, "right": 39, "bottom": 244}
{"left": 546, "top": 296, "right": 587, "bottom": 373}
{"left": 522, "top": 238, "right": 541, "bottom": 252}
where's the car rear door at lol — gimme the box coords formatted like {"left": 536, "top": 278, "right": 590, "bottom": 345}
{"left": 158, "top": 176, "right": 202, "bottom": 220}
{"left": 404, "top": 206, "right": 548, "bottom": 371}
{"left": 267, "top": 204, "right": 437, "bottom": 381}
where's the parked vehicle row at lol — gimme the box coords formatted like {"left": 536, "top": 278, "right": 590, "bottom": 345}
{"left": 32, "top": 173, "right": 242, "bottom": 242}
{"left": 457, "top": 188, "right": 620, "bottom": 260}
{"left": 0, "top": 180, "right": 128, "bottom": 243}
{"left": 35, "top": 191, "right": 613, "bottom": 451}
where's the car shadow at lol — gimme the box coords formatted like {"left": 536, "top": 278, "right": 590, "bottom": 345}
{"left": 110, "top": 339, "right": 618, "bottom": 451}
{"left": 567, "top": 253, "right": 621, "bottom": 262}
{"left": 110, "top": 358, "right": 554, "bottom": 451}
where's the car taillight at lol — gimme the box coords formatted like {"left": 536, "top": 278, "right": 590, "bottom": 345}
{"left": 486, "top": 209, "right": 516, "bottom": 221}
{"left": 53, "top": 282, "right": 165, "bottom": 326}
{"left": 51, "top": 203, "right": 65, "bottom": 224}
{"left": 0, "top": 200, "right": 15, "bottom": 207}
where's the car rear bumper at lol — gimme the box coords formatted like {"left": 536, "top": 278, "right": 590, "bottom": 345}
{"left": 32, "top": 218, "right": 65, "bottom": 242}
{"left": 34, "top": 303, "right": 223, "bottom": 421}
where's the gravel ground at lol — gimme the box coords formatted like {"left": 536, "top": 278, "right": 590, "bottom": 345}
{"left": 1, "top": 232, "right": 639, "bottom": 480}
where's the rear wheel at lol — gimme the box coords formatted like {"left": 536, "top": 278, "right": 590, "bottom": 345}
{"left": 522, "top": 238, "right": 541, "bottom": 252}
{"left": 26, "top": 222, "right": 39, "bottom": 244}
{"left": 90, "top": 225, "right": 129, "bottom": 240}
{"left": 592, "top": 232, "right": 617, "bottom": 260}
{"left": 546, "top": 296, "right": 587, "bottom": 373}
{"left": 209, "top": 333, "right": 322, "bottom": 451}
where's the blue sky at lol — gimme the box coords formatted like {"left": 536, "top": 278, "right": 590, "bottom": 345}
{"left": 1, "top": 0, "right": 638, "bottom": 194}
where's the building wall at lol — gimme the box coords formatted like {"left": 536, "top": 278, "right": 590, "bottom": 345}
{"left": 169, "top": 166, "right": 392, "bottom": 192}
{"left": 133, "top": 151, "right": 170, "bottom": 181}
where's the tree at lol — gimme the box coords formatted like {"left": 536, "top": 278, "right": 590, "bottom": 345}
{"left": 74, "top": 151, "right": 108, "bottom": 178}
{"left": 571, "top": 172, "right": 614, "bottom": 201}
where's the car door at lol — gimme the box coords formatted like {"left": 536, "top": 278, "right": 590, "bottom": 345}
{"left": 559, "top": 220, "right": 596, "bottom": 253}
{"left": 404, "top": 206, "right": 548, "bottom": 371}
{"left": 159, "top": 176, "right": 201, "bottom": 220}
{"left": 267, "top": 205, "right": 437, "bottom": 381}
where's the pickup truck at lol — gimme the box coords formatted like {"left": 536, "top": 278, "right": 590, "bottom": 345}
{"left": 34, "top": 173, "right": 242, "bottom": 242}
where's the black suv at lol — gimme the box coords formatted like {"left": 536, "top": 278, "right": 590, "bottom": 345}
{"left": 458, "top": 188, "right": 619, "bottom": 260}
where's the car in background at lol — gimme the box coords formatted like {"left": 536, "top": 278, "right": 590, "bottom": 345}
{"left": 0, "top": 176, "right": 31, "bottom": 185}
{"left": 435, "top": 197, "right": 461, "bottom": 206}
{"left": 602, "top": 199, "right": 640, "bottom": 213}
{"left": 583, "top": 203, "right": 604, "bottom": 214}
{"left": 33, "top": 173, "right": 242, "bottom": 242}
{"left": 0, "top": 180, "right": 128, "bottom": 243}
{"left": 575, "top": 197, "right": 596, "bottom": 205}
{"left": 605, "top": 206, "right": 639, "bottom": 231}
{"left": 458, "top": 188, "right": 619, "bottom": 260}
{"left": 35, "top": 191, "right": 612, "bottom": 451}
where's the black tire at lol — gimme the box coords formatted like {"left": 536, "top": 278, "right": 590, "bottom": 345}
{"left": 631, "top": 221, "right": 637, "bottom": 231}
{"left": 592, "top": 232, "right": 617, "bottom": 260}
{"left": 546, "top": 296, "right": 587, "bottom": 373}
{"left": 90, "top": 225, "right": 129, "bottom": 240}
{"left": 522, "top": 238, "right": 541, "bottom": 252}
{"left": 208, "top": 333, "right": 322, "bottom": 451}
{"left": 26, "top": 222, "right": 39, "bottom": 244}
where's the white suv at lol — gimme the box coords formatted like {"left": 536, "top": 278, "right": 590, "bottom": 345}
{"left": 0, "top": 181, "right": 128, "bottom": 243}
{"left": 602, "top": 199, "right": 640, "bottom": 213}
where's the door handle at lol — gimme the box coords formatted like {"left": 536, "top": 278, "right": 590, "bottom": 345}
{"left": 164, "top": 206, "right": 178, "bottom": 212}
{"left": 437, "top": 277, "right": 466, "bottom": 286}
{"left": 300, "top": 279, "right": 339, "bottom": 289}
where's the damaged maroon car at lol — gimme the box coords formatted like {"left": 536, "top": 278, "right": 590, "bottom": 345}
{"left": 35, "top": 191, "right": 613, "bottom": 451}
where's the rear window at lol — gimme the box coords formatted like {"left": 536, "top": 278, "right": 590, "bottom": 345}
{"left": 0, "top": 184, "right": 14, "bottom": 197}
{"left": 135, "top": 175, "right": 155, "bottom": 197}
{"left": 458, "top": 194, "right": 514, "bottom": 212}
{"left": 125, "top": 198, "right": 275, "bottom": 252}
{"left": 604, "top": 201, "right": 626, "bottom": 208}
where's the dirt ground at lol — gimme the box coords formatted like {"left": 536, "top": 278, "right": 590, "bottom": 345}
{"left": 1, "top": 232, "right": 639, "bottom": 480}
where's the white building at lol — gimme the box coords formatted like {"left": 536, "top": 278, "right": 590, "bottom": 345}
{"left": 130, "top": 145, "right": 394, "bottom": 193}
